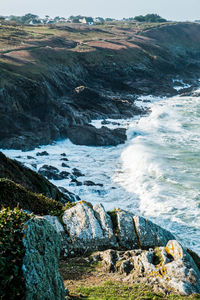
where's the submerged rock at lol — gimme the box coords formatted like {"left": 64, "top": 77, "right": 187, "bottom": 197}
{"left": 22, "top": 217, "right": 66, "bottom": 300}
{"left": 36, "top": 151, "right": 49, "bottom": 156}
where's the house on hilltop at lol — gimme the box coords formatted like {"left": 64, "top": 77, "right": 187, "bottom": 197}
{"left": 81, "top": 17, "right": 94, "bottom": 25}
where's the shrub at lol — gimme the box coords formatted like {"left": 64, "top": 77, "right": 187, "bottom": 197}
{"left": 0, "top": 207, "right": 30, "bottom": 300}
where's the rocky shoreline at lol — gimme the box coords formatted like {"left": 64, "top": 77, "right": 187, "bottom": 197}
{"left": 1, "top": 22, "right": 200, "bottom": 150}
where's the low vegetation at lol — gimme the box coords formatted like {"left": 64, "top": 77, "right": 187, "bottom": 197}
{"left": 0, "top": 207, "right": 30, "bottom": 300}
{"left": 60, "top": 256, "right": 200, "bottom": 299}
{"left": 0, "top": 178, "right": 63, "bottom": 215}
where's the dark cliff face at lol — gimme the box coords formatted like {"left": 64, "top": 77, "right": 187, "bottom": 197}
{"left": 0, "top": 22, "right": 200, "bottom": 149}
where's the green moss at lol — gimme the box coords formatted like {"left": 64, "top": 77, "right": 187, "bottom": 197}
{"left": 0, "top": 207, "right": 30, "bottom": 300}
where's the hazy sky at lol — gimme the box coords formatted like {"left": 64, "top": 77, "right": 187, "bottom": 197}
{"left": 0, "top": 0, "right": 199, "bottom": 21}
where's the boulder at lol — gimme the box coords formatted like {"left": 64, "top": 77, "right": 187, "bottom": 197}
{"left": 58, "top": 187, "right": 80, "bottom": 202}
{"left": 115, "top": 209, "right": 138, "bottom": 249}
{"left": 62, "top": 202, "right": 117, "bottom": 253}
{"left": 93, "top": 204, "right": 118, "bottom": 248}
{"left": 61, "top": 162, "right": 69, "bottom": 168}
{"left": 133, "top": 216, "right": 175, "bottom": 248}
{"left": 38, "top": 165, "right": 61, "bottom": 180}
{"left": 72, "top": 168, "right": 84, "bottom": 177}
{"left": 22, "top": 217, "right": 66, "bottom": 300}
{"left": 43, "top": 215, "right": 69, "bottom": 257}
{"left": 36, "top": 151, "right": 49, "bottom": 156}
{"left": 66, "top": 125, "right": 127, "bottom": 146}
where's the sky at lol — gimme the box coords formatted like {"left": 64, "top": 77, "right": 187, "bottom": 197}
{"left": 0, "top": 0, "right": 200, "bottom": 21}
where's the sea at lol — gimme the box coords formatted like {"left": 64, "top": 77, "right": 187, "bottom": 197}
{"left": 2, "top": 80, "right": 200, "bottom": 254}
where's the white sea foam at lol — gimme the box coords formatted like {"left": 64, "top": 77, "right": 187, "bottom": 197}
{"left": 2, "top": 92, "right": 200, "bottom": 254}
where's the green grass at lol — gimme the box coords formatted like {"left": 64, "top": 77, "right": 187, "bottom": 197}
{"left": 74, "top": 281, "right": 200, "bottom": 300}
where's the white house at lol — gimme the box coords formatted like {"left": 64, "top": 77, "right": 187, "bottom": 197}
{"left": 81, "top": 17, "right": 94, "bottom": 25}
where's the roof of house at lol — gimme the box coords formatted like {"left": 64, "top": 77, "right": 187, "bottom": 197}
{"left": 84, "top": 17, "right": 94, "bottom": 23}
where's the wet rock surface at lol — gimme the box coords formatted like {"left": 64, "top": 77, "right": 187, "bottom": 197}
{"left": 66, "top": 125, "right": 127, "bottom": 146}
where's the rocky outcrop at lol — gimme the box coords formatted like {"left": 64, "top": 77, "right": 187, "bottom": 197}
{"left": 60, "top": 203, "right": 175, "bottom": 255}
{"left": 66, "top": 125, "right": 127, "bottom": 146}
{"left": 22, "top": 217, "right": 66, "bottom": 300}
{"left": 40, "top": 201, "right": 200, "bottom": 296}
{"left": 62, "top": 202, "right": 118, "bottom": 254}
{"left": 90, "top": 240, "right": 200, "bottom": 295}
{"left": 16, "top": 201, "right": 200, "bottom": 297}
{"left": 114, "top": 209, "right": 175, "bottom": 249}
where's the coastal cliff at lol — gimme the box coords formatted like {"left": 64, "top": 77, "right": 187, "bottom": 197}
{"left": 0, "top": 22, "right": 200, "bottom": 149}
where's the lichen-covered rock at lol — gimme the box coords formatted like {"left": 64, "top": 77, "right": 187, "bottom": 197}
{"left": 43, "top": 215, "right": 69, "bottom": 257}
{"left": 116, "top": 209, "right": 138, "bottom": 249}
{"left": 165, "top": 240, "right": 200, "bottom": 295}
{"left": 90, "top": 241, "right": 200, "bottom": 295}
{"left": 62, "top": 202, "right": 117, "bottom": 254}
{"left": 22, "top": 217, "right": 66, "bottom": 300}
{"left": 133, "top": 216, "right": 175, "bottom": 248}
{"left": 93, "top": 204, "right": 118, "bottom": 248}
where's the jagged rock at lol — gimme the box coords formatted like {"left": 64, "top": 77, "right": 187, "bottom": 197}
{"left": 93, "top": 204, "right": 118, "bottom": 248}
{"left": 36, "top": 151, "right": 49, "bottom": 156}
{"left": 22, "top": 217, "right": 66, "bottom": 300}
{"left": 61, "top": 158, "right": 69, "bottom": 162}
{"left": 61, "top": 162, "right": 69, "bottom": 168}
{"left": 58, "top": 187, "right": 80, "bottom": 202}
{"left": 116, "top": 209, "right": 138, "bottom": 249}
{"left": 164, "top": 240, "right": 200, "bottom": 295}
{"left": 60, "top": 171, "right": 70, "bottom": 179}
{"left": 27, "top": 156, "right": 35, "bottom": 160}
{"left": 43, "top": 215, "right": 69, "bottom": 257}
{"left": 91, "top": 243, "right": 200, "bottom": 295}
{"left": 60, "top": 153, "right": 67, "bottom": 157}
{"left": 38, "top": 165, "right": 70, "bottom": 180}
{"left": 133, "top": 216, "right": 175, "bottom": 248}
{"left": 38, "top": 165, "right": 61, "bottom": 180}
{"left": 84, "top": 180, "right": 97, "bottom": 186}
{"left": 62, "top": 202, "right": 117, "bottom": 253}
{"left": 83, "top": 180, "right": 103, "bottom": 187}
{"left": 70, "top": 178, "right": 82, "bottom": 186}
{"left": 72, "top": 168, "right": 84, "bottom": 177}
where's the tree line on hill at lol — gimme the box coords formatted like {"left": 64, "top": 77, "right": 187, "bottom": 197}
{"left": 0, "top": 13, "right": 168, "bottom": 26}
